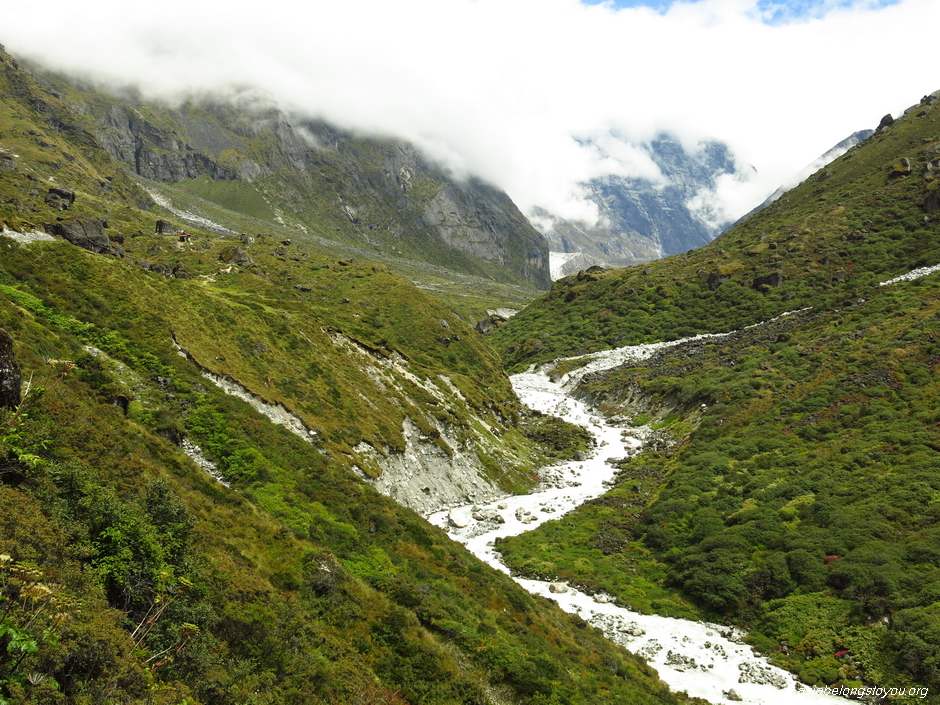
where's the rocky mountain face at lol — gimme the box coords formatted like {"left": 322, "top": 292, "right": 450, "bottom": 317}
{"left": 45, "top": 74, "right": 550, "bottom": 287}
{"left": 537, "top": 134, "right": 740, "bottom": 278}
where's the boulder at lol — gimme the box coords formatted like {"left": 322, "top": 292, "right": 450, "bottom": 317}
{"left": 724, "top": 689, "right": 743, "bottom": 702}
{"left": 548, "top": 583, "right": 568, "bottom": 594}
{"left": 0, "top": 151, "right": 14, "bottom": 172}
{"left": 155, "top": 219, "right": 175, "bottom": 235}
{"left": 46, "top": 218, "right": 119, "bottom": 256}
{"left": 889, "top": 157, "right": 913, "bottom": 177}
{"left": 876, "top": 113, "right": 895, "bottom": 132}
{"left": 751, "top": 272, "right": 782, "bottom": 292}
{"left": 474, "top": 310, "right": 513, "bottom": 335}
{"left": 448, "top": 508, "right": 471, "bottom": 529}
{"left": 0, "top": 329, "right": 21, "bottom": 409}
{"left": 218, "top": 245, "right": 252, "bottom": 266}
{"left": 44, "top": 187, "right": 75, "bottom": 210}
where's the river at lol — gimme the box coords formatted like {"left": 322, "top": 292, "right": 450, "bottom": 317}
{"left": 428, "top": 340, "right": 849, "bottom": 705}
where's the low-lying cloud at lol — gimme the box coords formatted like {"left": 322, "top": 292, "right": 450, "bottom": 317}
{"left": 2, "top": 0, "right": 938, "bottom": 225}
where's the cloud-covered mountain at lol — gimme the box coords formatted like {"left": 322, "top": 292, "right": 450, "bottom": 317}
{"left": 536, "top": 134, "right": 746, "bottom": 278}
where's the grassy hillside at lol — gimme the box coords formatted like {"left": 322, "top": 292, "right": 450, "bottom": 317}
{"left": 0, "top": 46, "right": 692, "bottom": 705}
{"left": 500, "top": 273, "right": 940, "bottom": 698}
{"left": 493, "top": 92, "right": 940, "bottom": 369}
{"left": 495, "top": 92, "right": 940, "bottom": 700}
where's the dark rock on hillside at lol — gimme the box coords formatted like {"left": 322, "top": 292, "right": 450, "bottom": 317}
{"left": 218, "top": 245, "right": 252, "bottom": 266}
{"left": 0, "top": 150, "right": 15, "bottom": 172}
{"left": 46, "top": 218, "right": 120, "bottom": 256}
{"left": 44, "top": 186, "right": 75, "bottom": 210}
{"left": 877, "top": 113, "right": 895, "bottom": 132}
{"left": 96, "top": 105, "right": 236, "bottom": 182}
{"left": 752, "top": 272, "right": 782, "bottom": 292}
{"left": 155, "top": 219, "right": 174, "bottom": 234}
{"left": 475, "top": 310, "right": 514, "bottom": 335}
{"left": 925, "top": 184, "right": 940, "bottom": 213}
{"left": 0, "top": 329, "right": 21, "bottom": 409}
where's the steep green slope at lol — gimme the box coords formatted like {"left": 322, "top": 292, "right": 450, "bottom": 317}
{"left": 500, "top": 274, "right": 940, "bottom": 698}
{"left": 494, "top": 92, "right": 940, "bottom": 699}
{"left": 0, "top": 45, "right": 691, "bottom": 705}
{"left": 493, "top": 92, "right": 940, "bottom": 369}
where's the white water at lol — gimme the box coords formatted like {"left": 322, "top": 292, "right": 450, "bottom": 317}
{"left": 145, "top": 187, "right": 235, "bottom": 234}
{"left": 428, "top": 341, "right": 849, "bottom": 705}
{"left": 880, "top": 263, "right": 940, "bottom": 286}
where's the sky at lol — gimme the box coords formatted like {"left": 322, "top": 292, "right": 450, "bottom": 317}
{"left": 2, "top": 0, "right": 937, "bottom": 226}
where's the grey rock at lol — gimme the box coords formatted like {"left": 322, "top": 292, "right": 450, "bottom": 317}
{"left": 0, "top": 329, "right": 21, "bottom": 409}
{"left": 724, "top": 689, "right": 743, "bottom": 702}
{"left": 46, "top": 218, "right": 117, "bottom": 255}
{"left": 0, "top": 151, "right": 16, "bottom": 172}
{"left": 45, "top": 187, "right": 75, "bottom": 210}
{"left": 548, "top": 582, "right": 568, "bottom": 594}
{"left": 876, "top": 113, "right": 895, "bottom": 132}
{"left": 218, "top": 245, "right": 252, "bottom": 266}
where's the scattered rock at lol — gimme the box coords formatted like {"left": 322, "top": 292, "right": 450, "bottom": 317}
{"left": 737, "top": 661, "right": 788, "bottom": 689}
{"left": 664, "top": 650, "right": 702, "bottom": 672}
{"left": 548, "top": 582, "right": 568, "bottom": 594}
{"left": 155, "top": 219, "right": 175, "bottom": 234}
{"left": 0, "top": 329, "right": 21, "bottom": 409}
{"left": 46, "top": 218, "right": 119, "bottom": 256}
{"left": 514, "top": 507, "right": 537, "bottom": 524}
{"left": 294, "top": 284, "right": 312, "bottom": 293}
{"left": 471, "top": 507, "right": 504, "bottom": 524}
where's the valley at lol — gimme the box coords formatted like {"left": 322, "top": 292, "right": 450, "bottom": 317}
{"left": 0, "top": 18, "right": 938, "bottom": 705}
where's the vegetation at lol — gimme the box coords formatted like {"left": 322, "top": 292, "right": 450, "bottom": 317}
{"left": 493, "top": 93, "right": 940, "bottom": 369}
{"left": 0, "top": 45, "right": 692, "bottom": 704}
{"left": 501, "top": 273, "right": 940, "bottom": 700}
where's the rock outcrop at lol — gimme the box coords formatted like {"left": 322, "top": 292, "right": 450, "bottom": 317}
{"left": 76, "top": 92, "right": 551, "bottom": 287}
{"left": 0, "top": 329, "right": 21, "bottom": 409}
{"left": 46, "top": 218, "right": 122, "bottom": 256}
{"left": 44, "top": 187, "right": 75, "bottom": 210}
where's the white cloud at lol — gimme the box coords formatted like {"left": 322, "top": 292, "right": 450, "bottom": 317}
{"left": 2, "top": 0, "right": 938, "bottom": 224}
